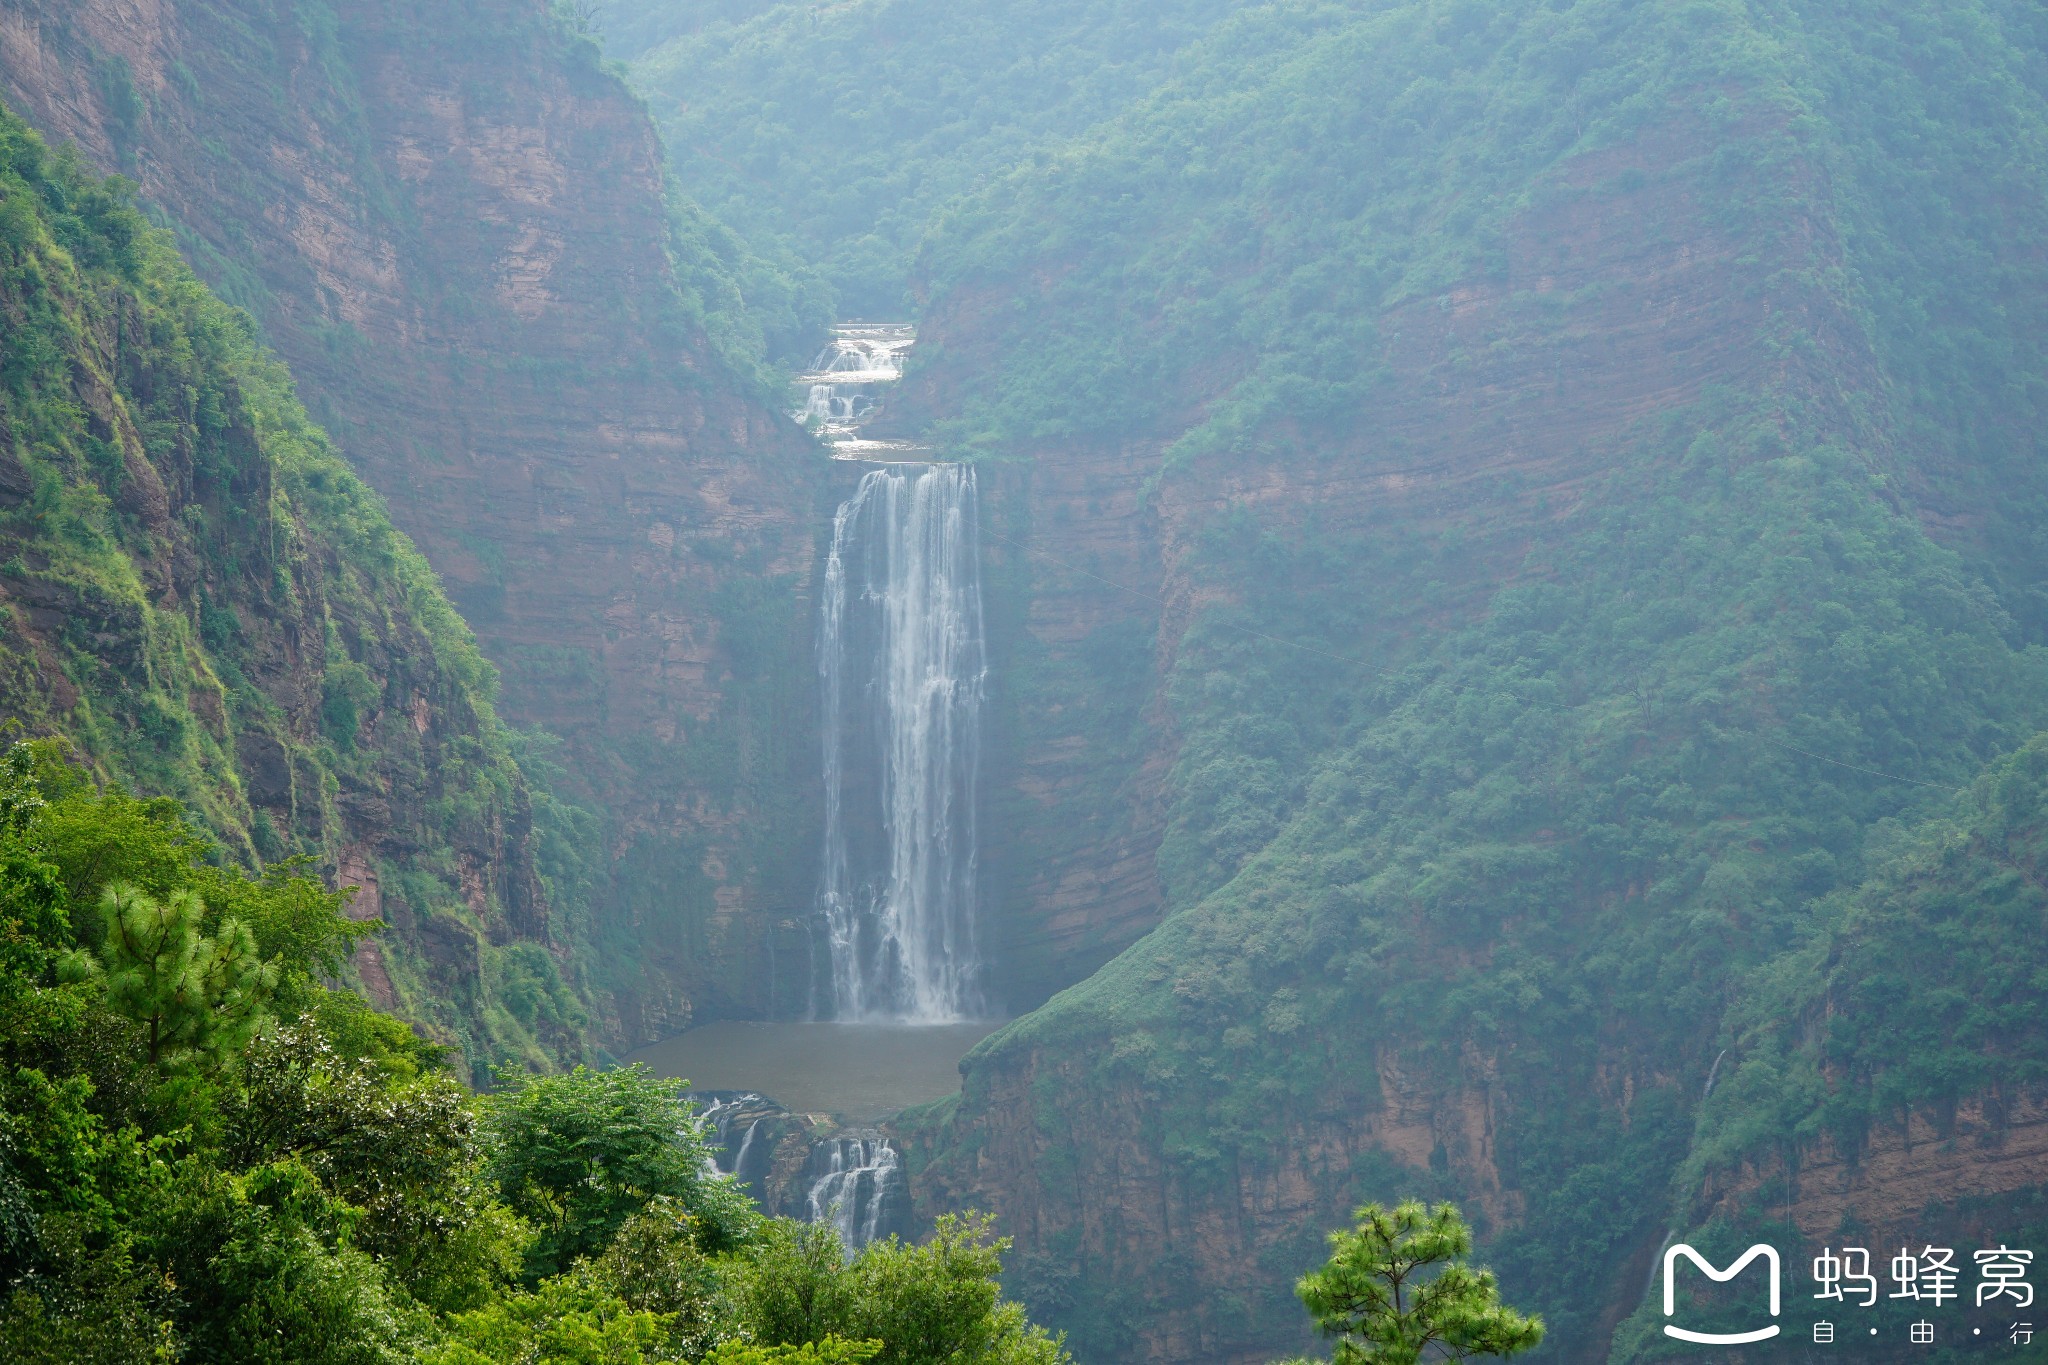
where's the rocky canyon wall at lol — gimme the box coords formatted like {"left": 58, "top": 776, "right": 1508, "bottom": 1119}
{"left": 0, "top": 0, "right": 833, "bottom": 1040}
{"left": 891, "top": 7, "right": 2048, "bottom": 1341}
{"left": 0, "top": 94, "right": 585, "bottom": 1070}
{"left": 897, "top": 112, "right": 1857, "bottom": 1360}
{"left": 969, "top": 446, "right": 1172, "bottom": 1011}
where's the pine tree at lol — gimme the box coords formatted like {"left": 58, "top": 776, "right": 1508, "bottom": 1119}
{"left": 1285, "top": 1202, "right": 1543, "bottom": 1365}
{"left": 60, "top": 883, "right": 276, "bottom": 1069}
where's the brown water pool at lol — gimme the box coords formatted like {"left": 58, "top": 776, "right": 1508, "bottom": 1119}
{"left": 621, "top": 1019, "right": 1006, "bottom": 1123}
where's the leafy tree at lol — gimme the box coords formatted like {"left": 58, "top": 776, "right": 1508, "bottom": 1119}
{"left": 150, "top": 1158, "right": 424, "bottom": 1365}
{"left": 35, "top": 763, "right": 372, "bottom": 1004}
{"left": 1285, "top": 1203, "right": 1542, "bottom": 1365}
{"left": 0, "top": 1214, "right": 178, "bottom": 1365}
{"left": 848, "top": 1215, "right": 1067, "bottom": 1365}
{"left": 203, "top": 858, "right": 376, "bottom": 1005}
{"left": 223, "top": 1020, "right": 528, "bottom": 1313}
{"left": 483, "top": 1063, "right": 755, "bottom": 1278}
{"left": 723, "top": 1217, "right": 857, "bottom": 1348}
{"left": 420, "top": 1266, "right": 671, "bottom": 1365}
{"left": 38, "top": 782, "right": 211, "bottom": 914}
{"left": 592, "top": 1195, "right": 725, "bottom": 1353}
{"left": 0, "top": 741, "right": 65, "bottom": 959}
{"left": 723, "top": 1214, "right": 1070, "bottom": 1365}
{"left": 704, "top": 1340, "right": 882, "bottom": 1365}
{"left": 59, "top": 883, "right": 277, "bottom": 1070}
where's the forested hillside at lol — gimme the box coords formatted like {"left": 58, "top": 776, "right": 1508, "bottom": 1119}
{"left": 4, "top": 0, "right": 2047, "bottom": 1359}
{"left": 0, "top": 731, "right": 1060, "bottom": 1361}
{"left": 1612, "top": 730, "right": 2048, "bottom": 1357}
{"left": 0, "top": 103, "right": 588, "bottom": 1074}
{"left": 613, "top": 0, "right": 1245, "bottom": 318}
{"left": 826, "top": 0, "right": 2048, "bottom": 1358}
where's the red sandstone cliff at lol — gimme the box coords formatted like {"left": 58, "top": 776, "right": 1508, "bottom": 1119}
{"left": 894, "top": 109, "right": 1912, "bottom": 1360}
{"left": 0, "top": 0, "right": 830, "bottom": 1039}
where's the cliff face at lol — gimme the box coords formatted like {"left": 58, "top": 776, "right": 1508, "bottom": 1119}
{"left": 0, "top": 0, "right": 832, "bottom": 1038}
{"left": 0, "top": 98, "right": 580, "bottom": 1071}
{"left": 1712, "top": 1092, "right": 2048, "bottom": 1248}
{"left": 905, "top": 111, "right": 1845, "bottom": 1360}
{"left": 891, "top": 2, "right": 2048, "bottom": 1361}
{"left": 940, "top": 119, "right": 1799, "bottom": 1013}
{"left": 909, "top": 1039, "right": 1529, "bottom": 1363}
{"left": 970, "top": 447, "right": 1171, "bottom": 1010}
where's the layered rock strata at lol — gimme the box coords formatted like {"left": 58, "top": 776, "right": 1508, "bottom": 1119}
{"left": 0, "top": 0, "right": 832, "bottom": 1038}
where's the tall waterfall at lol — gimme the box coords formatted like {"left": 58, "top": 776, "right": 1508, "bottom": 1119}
{"left": 816, "top": 463, "right": 988, "bottom": 1022}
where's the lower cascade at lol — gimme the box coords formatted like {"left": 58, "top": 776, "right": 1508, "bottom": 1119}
{"left": 696, "top": 1093, "right": 779, "bottom": 1200}
{"left": 803, "top": 1135, "right": 909, "bottom": 1252}
{"left": 697, "top": 1094, "right": 911, "bottom": 1252}
{"left": 815, "top": 463, "right": 990, "bottom": 1021}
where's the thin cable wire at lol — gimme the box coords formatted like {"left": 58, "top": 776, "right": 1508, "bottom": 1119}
{"left": 1759, "top": 738, "right": 1960, "bottom": 793}
{"left": 976, "top": 516, "right": 1966, "bottom": 794}
{"left": 974, "top": 518, "right": 1384, "bottom": 673}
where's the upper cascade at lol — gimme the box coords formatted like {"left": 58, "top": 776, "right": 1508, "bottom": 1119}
{"left": 791, "top": 322, "right": 929, "bottom": 459}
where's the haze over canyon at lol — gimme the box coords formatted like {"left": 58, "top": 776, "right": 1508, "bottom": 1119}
{"left": 2, "top": 1, "right": 2047, "bottom": 1362}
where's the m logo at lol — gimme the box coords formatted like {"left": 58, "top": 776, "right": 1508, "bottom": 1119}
{"left": 1663, "top": 1243, "right": 1782, "bottom": 1344}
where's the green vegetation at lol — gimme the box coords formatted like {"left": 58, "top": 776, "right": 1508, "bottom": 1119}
{"left": 910, "top": 0, "right": 2042, "bottom": 472}
{"left": 0, "top": 99, "right": 601, "bottom": 1072}
{"left": 13, "top": 0, "right": 2048, "bottom": 1358}
{"left": 617, "top": 0, "right": 1243, "bottom": 319}
{"left": 0, "top": 739, "right": 1065, "bottom": 1362}
{"left": 484, "top": 1063, "right": 756, "bottom": 1276}
{"left": 1283, "top": 1202, "right": 1542, "bottom": 1365}
{"left": 59, "top": 883, "right": 278, "bottom": 1070}
{"left": 1608, "top": 730, "right": 2048, "bottom": 1358}
{"left": 663, "top": 186, "right": 837, "bottom": 390}
{"left": 869, "top": 0, "right": 2048, "bottom": 1357}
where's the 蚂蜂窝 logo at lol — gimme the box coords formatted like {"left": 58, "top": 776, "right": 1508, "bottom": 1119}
{"left": 1663, "top": 1243, "right": 1781, "bottom": 1344}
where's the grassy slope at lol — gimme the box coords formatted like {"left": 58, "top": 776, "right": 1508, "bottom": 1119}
{"left": 885, "top": 0, "right": 2048, "bottom": 1356}
{"left": 0, "top": 104, "right": 593, "bottom": 1076}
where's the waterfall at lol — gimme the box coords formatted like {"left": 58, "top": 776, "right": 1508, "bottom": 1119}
{"left": 694, "top": 1095, "right": 737, "bottom": 1177}
{"left": 695, "top": 1092, "right": 784, "bottom": 1204}
{"left": 690, "top": 1092, "right": 910, "bottom": 1251}
{"left": 790, "top": 322, "right": 926, "bottom": 458}
{"left": 805, "top": 1135, "right": 908, "bottom": 1252}
{"left": 732, "top": 1117, "right": 764, "bottom": 1181}
{"left": 816, "top": 463, "right": 988, "bottom": 1022}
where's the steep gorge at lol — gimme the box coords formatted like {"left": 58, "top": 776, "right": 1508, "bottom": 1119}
{"left": 0, "top": 0, "right": 834, "bottom": 1041}
{"left": 6, "top": 1, "right": 2048, "bottom": 1361}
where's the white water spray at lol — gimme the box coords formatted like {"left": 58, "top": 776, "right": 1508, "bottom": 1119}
{"left": 816, "top": 464, "right": 988, "bottom": 1021}
{"left": 805, "top": 1135, "right": 906, "bottom": 1252}
{"left": 788, "top": 322, "right": 928, "bottom": 458}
